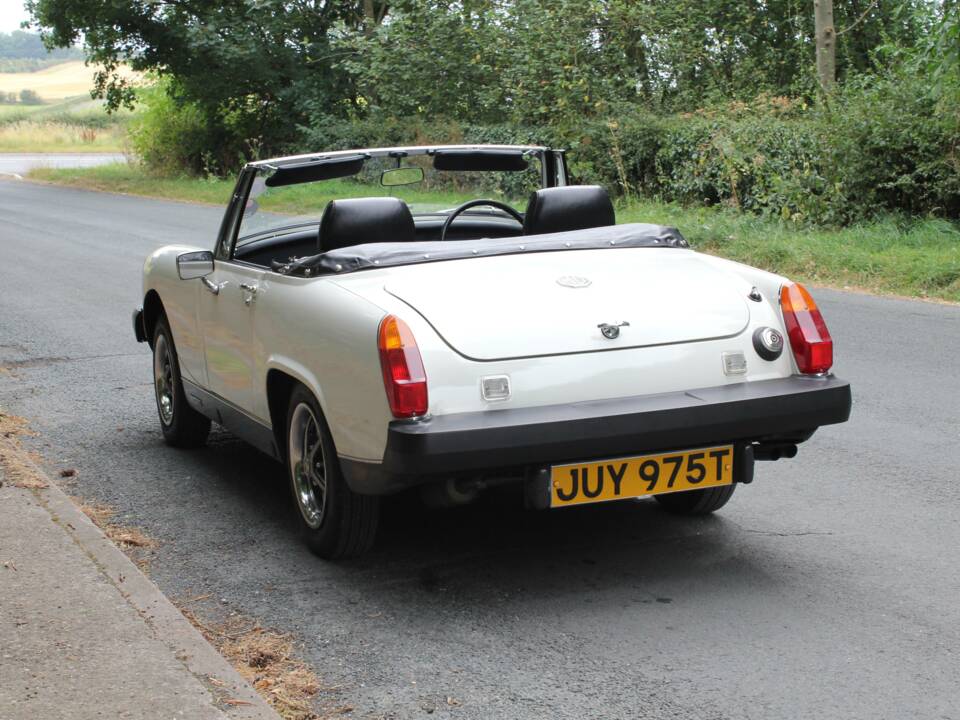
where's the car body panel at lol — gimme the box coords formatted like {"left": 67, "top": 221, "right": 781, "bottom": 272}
{"left": 198, "top": 261, "right": 266, "bottom": 411}
{"left": 143, "top": 242, "right": 803, "bottom": 464}
{"left": 382, "top": 248, "right": 751, "bottom": 360}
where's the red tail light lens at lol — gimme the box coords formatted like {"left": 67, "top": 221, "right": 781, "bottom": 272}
{"left": 378, "top": 315, "right": 428, "bottom": 418}
{"left": 780, "top": 282, "right": 833, "bottom": 374}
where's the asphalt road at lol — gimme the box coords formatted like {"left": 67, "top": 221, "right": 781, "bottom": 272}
{"left": 0, "top": 152, "right": 126, "bottom": 177}
{"left": 1, "top": 178, "right": 958, "bottom": 720}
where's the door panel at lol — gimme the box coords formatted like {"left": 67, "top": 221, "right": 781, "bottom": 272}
{"left": 197, "top": 261, "right": 265, "bottom": 415}
{"left": 165, "top": 278, "right": 205, "bottom": 385}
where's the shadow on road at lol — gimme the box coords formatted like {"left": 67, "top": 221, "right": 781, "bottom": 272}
{"left": 171, "top": 429, "right": 771, "bottom": 608}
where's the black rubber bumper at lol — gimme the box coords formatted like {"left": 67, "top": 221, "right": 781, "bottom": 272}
{"left": 132, "top": 307, "right": 147, "bottom": 343}
{"left": 340, "top": 375, "right": 851, "bottom": 494}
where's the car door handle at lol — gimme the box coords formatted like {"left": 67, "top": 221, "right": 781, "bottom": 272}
{"left": 201, "top": 277, "right": 223, "bottom": 295}
{"left": 239, "top": 282, "right": 259, "bottom": 305}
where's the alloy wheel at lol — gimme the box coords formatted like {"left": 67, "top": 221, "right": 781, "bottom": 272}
{"left": 288, "top": 403, "right": 327, "bottom": 529}
{"left": 153, "top": 333, "right": 175, "bottom": 426}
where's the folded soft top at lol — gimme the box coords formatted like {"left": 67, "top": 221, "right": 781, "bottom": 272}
{"left": 272, "top": 223, "right": 688, "bottom": 276}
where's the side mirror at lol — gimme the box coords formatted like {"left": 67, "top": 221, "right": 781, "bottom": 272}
{"left": 380, "top": 166, "right": 424, "bottom": 187}
{"left": 177, "top": 250, "right": 214, "bottom": 280}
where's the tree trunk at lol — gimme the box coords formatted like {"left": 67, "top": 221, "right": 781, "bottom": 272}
{"left": 814, "top": 0, "right": 836, "bottom": 92}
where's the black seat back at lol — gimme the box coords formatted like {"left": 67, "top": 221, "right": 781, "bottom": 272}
{"left": 523, "top": 185, "right": 615, "bottom": 236}
{"left": 318, "top": 197, "right": 416, "bottom": 252}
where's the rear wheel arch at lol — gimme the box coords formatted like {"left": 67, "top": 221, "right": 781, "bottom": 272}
{"left": 267, "top": 369, "right": 299, "bottom": 459}
{"left": 266, "top": 363, "right": 331, "bottom": 460}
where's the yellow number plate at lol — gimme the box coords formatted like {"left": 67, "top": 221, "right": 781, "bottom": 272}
{"left": 550, "top": 445, "right": 734, "bottom": 508}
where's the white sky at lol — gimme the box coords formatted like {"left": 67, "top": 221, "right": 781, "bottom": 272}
{"left": 0, "top": 1, "right": 31, "bottom": 33}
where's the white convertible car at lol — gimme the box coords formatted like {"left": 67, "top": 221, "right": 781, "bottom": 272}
{"left": 134, "top": 144, "right": 851, "bottom": 558}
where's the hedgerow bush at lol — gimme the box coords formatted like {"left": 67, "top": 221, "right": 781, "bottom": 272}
{"left": 822, "top": 72, "right": 960, "bottom": 220}
{"left": 137, "top": 67, "right": 958, "bottom": 226}
{"left": 646, "top": 108, "right": 846, "bottom": 224}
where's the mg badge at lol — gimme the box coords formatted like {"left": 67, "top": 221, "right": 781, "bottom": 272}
{"left": 598, "top": 321, "right": 630, "bottom": 339}
{"left": 557, "top": 275, "right": 591, "bottom": 289}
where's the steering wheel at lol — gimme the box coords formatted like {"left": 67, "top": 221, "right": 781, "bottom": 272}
{"left": 439, "top": 199, "right": 524, "bottom": 242}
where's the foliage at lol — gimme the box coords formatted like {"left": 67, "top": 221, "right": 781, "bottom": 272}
{"left": 18, "top": 88, "right": 42, "bottom": 105}
{"left": 23, "top": 0, "right": 960, "bottom": 228}
{"left": 0, "top": 30, "right": 80, "bottom": 61}
{"left": 340, "top": 0, "right": 935, "bottom": 124}
{"left": 302, "top": 71, "right": 960, "bottom": 226}
{"left": 922, "top": 0, "right": 960, "bottom": 103}
{"left": 129, "top": 81, "right": 214, "bottom": 176}
{"left": 822, "top": 69, "right": 960, "bottom": 220}
{"left": 25, "top": 0, "right": 386, "bottom": 168}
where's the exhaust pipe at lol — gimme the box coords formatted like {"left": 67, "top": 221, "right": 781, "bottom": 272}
{"left": 421, "top": 475, "right": 518, "bottom": 508}
{"left": 753, "top": 443, "right": 798, "bottom": 461}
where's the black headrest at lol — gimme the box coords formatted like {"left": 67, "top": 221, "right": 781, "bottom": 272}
{"left": 318, "top": 197, "right": 416, "bottom": 252}
{"left": 523, "top": 185, "right": 615, "bottom": 236}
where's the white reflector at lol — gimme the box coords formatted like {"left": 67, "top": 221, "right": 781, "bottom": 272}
{"left": 722, "top": 352, "right": 748, "bottom": 376}
{"left": 481, "top": 375, "right": 511, "bottom": 401}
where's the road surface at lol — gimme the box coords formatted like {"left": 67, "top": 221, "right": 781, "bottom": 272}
{"left": 0, "top": 152, "right": 125, "bottom": 177}
{"left": 1, "top": 178, "right": 958, "bottom": 720}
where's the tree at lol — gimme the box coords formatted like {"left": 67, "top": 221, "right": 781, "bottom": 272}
{"left": 19, "top": 88, "right": 42, "bottom": 104}
{"left": 814, "top": 0, "right": 836, "bottom": 92}
{"left": 25, "top": 0, "right": 388, "bottom": 169}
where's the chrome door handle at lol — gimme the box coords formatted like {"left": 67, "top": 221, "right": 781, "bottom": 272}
{"left": 239, "top": 282, "right": 259, "bottom": 305}
{"left": 201, "top": 277, "right": 223, "bottom": 295}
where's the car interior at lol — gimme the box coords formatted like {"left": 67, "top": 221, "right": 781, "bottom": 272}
{"left": 233, "top": 153, "right": 617, "bottom": 269}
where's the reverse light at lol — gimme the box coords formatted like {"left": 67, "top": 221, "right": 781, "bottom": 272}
{"left": 378, "top": 315, "right": 428, "bottom": 418}
{"left": 780, "top": 283, "right": 833, "bottom": 374}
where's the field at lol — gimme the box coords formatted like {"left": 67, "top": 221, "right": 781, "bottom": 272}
{"left": 27, "top": 163, "right": 960, "bottom": 303}
{"left": 0, "top": 93, "right": 135, "bottom": 152}
{"left": 0, "top": 119, "right": 127, "bottom": 152}
{"left": 0, "top": 61, "right": 140, "bottom": 102}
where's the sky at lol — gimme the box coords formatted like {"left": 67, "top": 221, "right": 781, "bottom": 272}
{"left": 0, "top": 1, "right": 31, "bottom": 33}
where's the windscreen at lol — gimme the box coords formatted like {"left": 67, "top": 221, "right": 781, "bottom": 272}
{"left": 236, "top": 153, "right": 543, "bottom": 246}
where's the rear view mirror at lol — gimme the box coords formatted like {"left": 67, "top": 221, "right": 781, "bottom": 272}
{"left": 380, "top": 167, "right": 424, "bottom": 187}
{"left": 177, "top": 250, "right": 214, "bottom": 280}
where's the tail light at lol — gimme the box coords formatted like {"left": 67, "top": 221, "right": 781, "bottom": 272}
{"left": 378, "top": 315, "right": 428, "bottom": 418}
{"left": 780, "top": 282, "right": 833, "bottom": 374}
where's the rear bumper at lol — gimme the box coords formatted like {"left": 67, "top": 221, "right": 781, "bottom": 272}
{"left": 340, "top": 375, "right": 851, "bottom": 494}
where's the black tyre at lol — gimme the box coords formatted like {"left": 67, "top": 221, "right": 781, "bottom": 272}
{"left": 285, "top": 385, "right": 379, "bottom": 559}
{"left": 152, "top": 315, "right": 211, "bottom": 448}
{"left": 654, "top": 484, "right": 736, "bottom": 515}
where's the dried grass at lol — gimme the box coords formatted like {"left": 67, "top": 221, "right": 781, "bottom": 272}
{"left": 74, "top": 500, "right": 156, "bottom": 549}
{"left": 0, "top": 410, "right": 35, "bottom": 439}
{"left": 0, "top": 120, "right": 127, "bottom": 152}
{"left": 0, "top": 411, "right": 46, "bottom": 488}
{"left": 178, "top": 607, "right": 326, "bottom": 720}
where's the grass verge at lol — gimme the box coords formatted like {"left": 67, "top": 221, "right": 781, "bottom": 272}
{"left": 618, "top": 201, "right": 960, "bottom": 303}
{"left": 27, "top": 162, "right": 960, "bottom": 303}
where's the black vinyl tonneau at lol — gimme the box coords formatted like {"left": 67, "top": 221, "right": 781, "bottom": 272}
{"left": 272, "top": 223, "right": 688, "bottom": 276}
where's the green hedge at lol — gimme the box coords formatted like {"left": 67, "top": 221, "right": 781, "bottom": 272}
{"left": 295, "top": 74, "right": 959, "bottom": 226}
{"left": 138, "top": 68, "right": 960, "bottom": 226}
